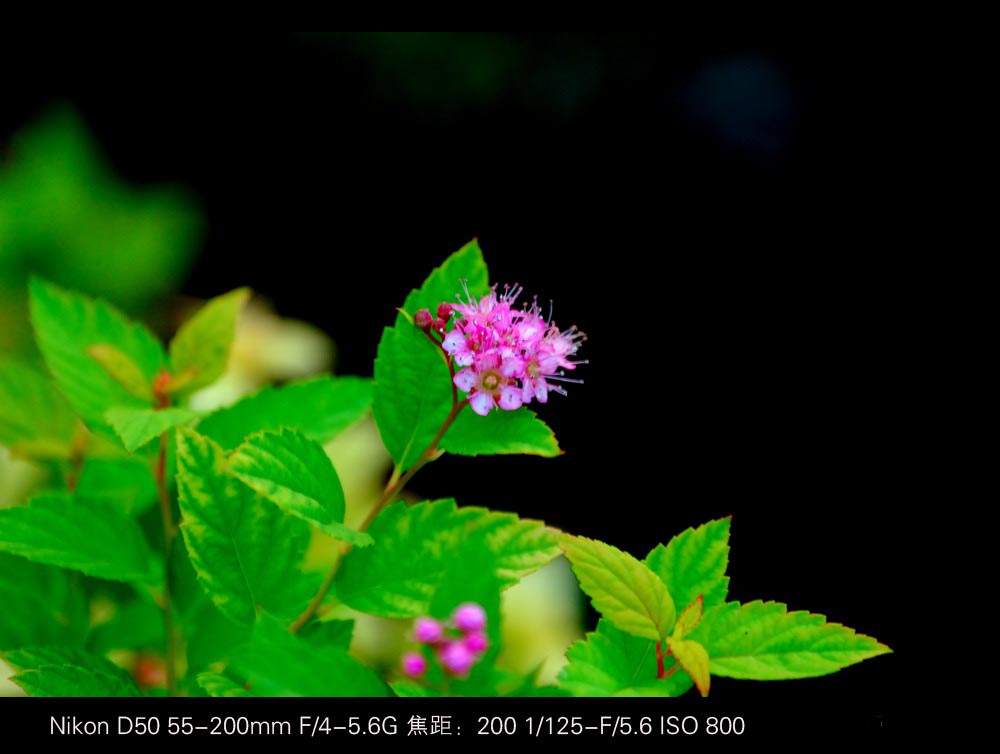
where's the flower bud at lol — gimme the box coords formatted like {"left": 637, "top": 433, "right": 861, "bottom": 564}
{"left": 414, "top": 309, "right": 433, "bottom": 330}
{"left": 463, "top": 631, "right": 489, "bottom": 655}
{"left": 438, "top": 641, "right": 475, "bottom": 677}
{"left": 413, "top": 617, "right": 444, "bottom": 644}
{"left": 452, "top": 602, "right": 487, "bottom": 633}
{"left": 437, "top": 302, "right": 455, "bottom": 320}
{"left": 401, "top": 652, "right": 427, "bottom": 678}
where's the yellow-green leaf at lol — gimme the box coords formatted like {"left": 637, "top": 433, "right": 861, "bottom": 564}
{"left": 169, "top": 288, "right": 250, "bottom": 394}
{"left": 105, "top": 405, "right": 199, "bottom": 453}
{"left": 87, "top": 344, "right": 153, "bottom": 401}
{"left": 561, "top": 535, "right": 676, "bottom": 641}
{"left": 667, "top": 637, "right": 711, "bottom": 696}
{"left": 0, "top": 358, "right": 79, "bottom": 460}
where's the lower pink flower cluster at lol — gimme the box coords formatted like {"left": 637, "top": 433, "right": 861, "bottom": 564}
{"left": 416, "top": 284, "right": 586, "bottom": 416}
{"left": 401, "top": 603, "right": 490, "bottom": 679}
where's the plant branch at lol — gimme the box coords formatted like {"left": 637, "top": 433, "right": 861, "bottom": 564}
{"left": 290, "top": 397, "right": 469, "bottom": 634}
{"left": 154, "top": 431, "right": 178, "bottom": 696}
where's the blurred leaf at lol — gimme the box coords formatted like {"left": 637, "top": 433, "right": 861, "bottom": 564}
{"left": 336, "top": 499, "right": 559, "bottom": 618}
{"left": 390, "top": 680, "right": 439, "bottom": 697}
{"left": 88, "top": 599, "right": 164, "bottom": 653}
{"left": 373, "top": 241, "right": 489, "bottom": 471}
{"left": 561, "top": 535, "right": 675, "bottom": 641}
{"left": 692, "top": 601, "right": 891, "bottom": 680}
{"left": 0, "top": 107, "right": 200, "bottom": 309}
{"left": 169, "top": 288, "right": 250, "bottom": 394}
{"left": 175, "top": 428, "right": 312, "bottom": 626}
{"left": 29, "top": 278, "right": 165, "bottom": 431}
{"left": 0, "top": 554, "right": 89, "bottom": 650}
{"left": 75, "top": 458, "right": 158, "bottom": 515}
{"left": 299, "top": 619, "right": 354, "bottom": 651}
{"left": 645, "top": 517, "right": 731, "bottom": 612}
{"left": 197, "top": 672, "right": 249, "bottom": 697}
{"left": 0, "top": 493, "right": 160, "bottom": 584}
{"left": 231, "top": 615, "right": 389, "bottom": 696}
{"left": 87, "top": 344, "right": 154, "bottom": 401}
{"left": 105, "top": 406, "right": 199, "bottom": 453}
{"left": 440, "top": 406, "right": 560, "bottom": 457}
{"left": 196, "top": 376, "right": 372, "bottom": 451}
{"left": 228, "top": 428, "right": 370, "bottom": 547}
{"left": 559, "top": 620, "right": 692, "bottom": 697}
{"left": 0, "top": 358, "right": 79, "bottom": 460}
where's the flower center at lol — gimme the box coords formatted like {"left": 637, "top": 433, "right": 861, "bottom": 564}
{"left": 481, "top": 371, "right": 500, "bottom": 391}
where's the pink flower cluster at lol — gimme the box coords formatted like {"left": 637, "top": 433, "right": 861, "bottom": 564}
{"left": 417, "top": 284, "right": 586, "bottom": 416}
{"left": 401, "top": 603, "right": 490, "bottom": 679}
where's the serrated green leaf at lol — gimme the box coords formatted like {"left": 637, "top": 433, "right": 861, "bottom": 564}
{"left": 12, "top": 663, "right": 140, "bottom": 697}
{"left": 87, "top": 344, "right": 153, "bottom": 400}
{"left": 645, "top": 517, "right": 731, "bottom": 612}
{"left": 440, "top": 406, "right": 561, "bottom": 457}
{"left": 2, "top": 646, "right": 99, "bottom": 671}
{"left": 401, "top": 239, "right": 490, "bottom": 318}
{"left": 197, "top": 672, "right": 249, "bottom": 697}
{"left": 227, "top": 428, "right": 370, "bottom": 547}
{"left": 175, "top": 428, "right": 312, "bottom": 626}
{"left": 335, "top": 499, "right": 559, "bottom": 618}
{"left": 559, "top": 620, "right": 693, "bottom": 697}
{"left": 0, "top": 554, "right": 89, "bottom": 650}
{"left": 75, "top": 458, "right": 158, "bottom": 515}
{"left": 673, "top": 595, "right": 704, "bottom": 639}
{"left": 169, "top": 288, "right": 250, "bottom": 394}
{"left": 105, "top": 405, "right": 199, "bottom": 453}
{"left": 694, "top": 600, "right": 891, "bottom": 680}
{"left": 0, "top": 359, "right": 79, "bottom": 460}
{"left": 666, "top": 638, "right": 710, "bottom": 696}
{"left": 0, "top": 493, "right": 160, "bottom": 583}
{"left": 374, "top": 241, "right": 491, "bottom": 471}
{"left": 300, "top": 619, "right": 354, "bottom": 650}
{"left": 561, "top": 535, "right": 676, "bottom": 641}
{"left": 196, "top": 376, "right": 373, "bottom": 451}
{"left": 29, "top": 278, "right": 166, "bottom": 430}
{"left": 231, "top": 615, "right": 389, "bottom": 696}
{"left": 372, "top": 323, "right": 452, "bottom": 471}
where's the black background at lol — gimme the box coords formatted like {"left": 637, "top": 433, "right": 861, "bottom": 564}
{"left": 1, "top": 33, "right": 899, "bottom": 712}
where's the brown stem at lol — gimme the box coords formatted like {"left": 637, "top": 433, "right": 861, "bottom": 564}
{"left": 290, "top": 398, "right": 469, "bottom": 633}
{"left": 154, "top": 432, "right": 178, "bottom": 696}
{"left": 65, "top": 423, "right": 88, "bottom": 492}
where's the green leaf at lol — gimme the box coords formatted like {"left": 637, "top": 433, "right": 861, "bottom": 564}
{"left": 0, "top": 554, "right": 89, "bottom": 650}
{"left": 440, "top": 407, "right": 561, "bottom": 457}
{"left": 390, "top": 680, "right": 440, "bottom": 697}
{"left": 0, "top": 358, "right": 79, "bottom": 460}
{"left": 694, "top": 601, "right": 892, "bottom": 680}
{"left": 666, "top": 638, "right": 711, "bottom": 696}
{"left": 29, "top": 278, "right": 166, "bottom": 430}
{"left": 373, "top": 241, "right": 491, "bottom": 471}
{"left": 300, "top": 619, "right": 354, "bottom": 651}
{"left": 645, "top": 517, "right": 731, "bottom": 612}
{"left": 197, "top": 672, "right": 249, "bottom": 697}
{"left": 88, "top": 599, "right": 164, "bottom": 653}
{"left": 11, "top": 663, "right": 140, "bottom": 697}
{"left": 175, "top": 428, "right": 312, "bottom": 625}
{"left": 0, "top": 493, "right": 160, "bottom": 583}
{"left": 196, "top": 376, "right": 373, "bottom": 451}
{"left": 2, "top": 646, "right": 100, "bottom": 671}
{"left": 87, "top": 344, "right": 153, "bottom": 401}
{"left": 372, "top": 323, "right": 452, "bottom": 471}
{"left": 335, "top": 499, "right": 559, "bottom": 618}
{"left": 227, "top": 428, "right": 370, "bottom": 547}
{"left": 559, "top": 620, "right": 692, "bottom": 697}
{"left": 401, "top": 239, "right": 490, "bottom": 318}
{"left": 105, "top": 405, "right": 199, "bottom": 453}
{"left": 231, "top": 615, "right": 389, "bottom": 696}
{"left": 76, "top": 458, "right": 158, "bottom": 515}
{"left": 169, "top": 288, "right": 250, "bottom": 394}
{"left": 561, "top": 535, "right": 676, "bottom": 641}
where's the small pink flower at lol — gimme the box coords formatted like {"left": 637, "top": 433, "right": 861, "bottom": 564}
{"left": 413, "top": 617, "right": 444, "bottom": 644}
{"left": 438, "top": 641, "right": 475, "bottom": 677}
{"left": 463, "top": 631, "right": 489, "bottom": 655}
{"left": 402, "top": 652, "right": 427, "bottom": 678}
{"left": 452, "top": 602, "right": 487, "bottom": 633}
